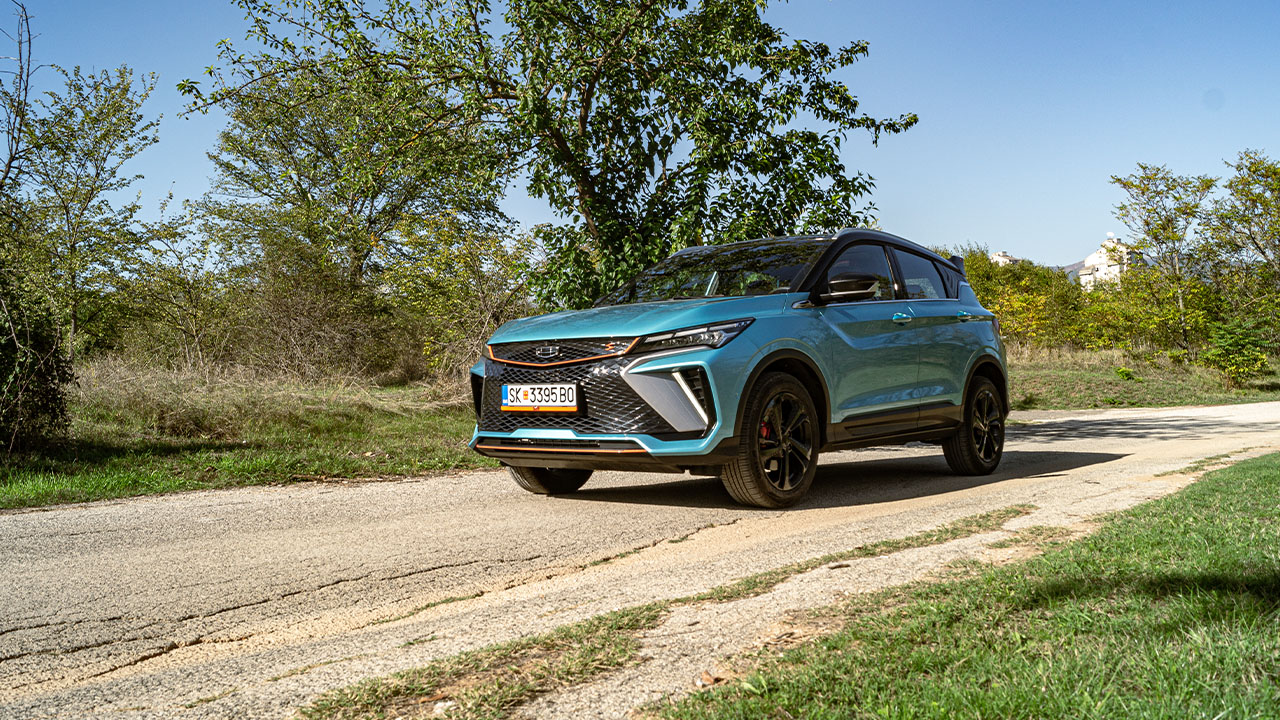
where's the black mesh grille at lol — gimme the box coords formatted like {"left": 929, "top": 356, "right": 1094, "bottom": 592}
{"left": 489, "top": 337, "right": 634, "bottom": 365}
{"left": 478, "top": 358, "right": 676, "bottom": 435}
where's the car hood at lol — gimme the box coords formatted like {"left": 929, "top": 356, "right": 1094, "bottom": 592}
{"left": 489, "top": 295, "right": 793, "bottom": 344}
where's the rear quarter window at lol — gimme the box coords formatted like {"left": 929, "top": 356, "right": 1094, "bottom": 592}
{"left": 891, "top": 249, "right": 948, "bottom": 300}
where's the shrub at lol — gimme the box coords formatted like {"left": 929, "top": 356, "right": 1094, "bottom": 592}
{"left": 0, "top": 268, "right": 74, "bottom": 453}
{"left": 1199, "top": 318, "right": 1272, "bottom": 388}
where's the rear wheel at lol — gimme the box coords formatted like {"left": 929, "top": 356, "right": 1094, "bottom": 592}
{"left": 942, "top": 376, "right": 1005, "bottom": 475}
{"left": 506, "top": 466, "right": 592, "bottom": 494}
{"left": 721, "top": 373, "right": 819, "bottom": 508}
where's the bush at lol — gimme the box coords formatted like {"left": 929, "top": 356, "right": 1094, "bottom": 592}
{"left": 0, "top": 268, "right": 74, "bottom": 453}
{"left": 1199, "top": 318, "right": 1272, "bottom": 388}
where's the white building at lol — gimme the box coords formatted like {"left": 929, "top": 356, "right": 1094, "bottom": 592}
{"left": 989, "top": 250, "right": 1024, "bottom": 266}
{"left": 1078, "top": 234, "right": 1143, "bottom": 290}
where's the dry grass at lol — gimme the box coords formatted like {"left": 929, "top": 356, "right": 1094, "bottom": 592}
{"left": 1005, "top": 344, "right": 1280, "bottom": 409}
{"left": 73, "top": 357, "right": 469, "bottom": 440}
{"left": 1, "top": 357, "right": 489, "bottom": 509}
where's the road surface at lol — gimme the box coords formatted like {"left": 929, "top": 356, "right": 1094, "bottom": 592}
{"left": 3, "top": 402, "right": 1279, "bottom": 719}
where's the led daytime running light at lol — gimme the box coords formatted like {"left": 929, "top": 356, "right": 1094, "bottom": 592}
{"left": 632, "top": 319, "right": 753, "bottom": 354}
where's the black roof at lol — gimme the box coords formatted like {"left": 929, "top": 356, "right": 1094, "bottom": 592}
{"left": 672, "top": 228, "right": 956, "bottom": 270}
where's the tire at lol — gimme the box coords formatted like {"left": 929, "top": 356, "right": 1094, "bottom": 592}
{"left": 506, "top": 466, "right": 592, "bottom": 494}
{"left": 942, "top": 376, "right": 1005, "bottom": 475}
{"left": 720, "top": 372, "right": 820, "bottom": 508}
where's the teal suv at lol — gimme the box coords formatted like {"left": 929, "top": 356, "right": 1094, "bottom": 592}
{"left": 470, "top": 229, "right": 1008, "bottom": 508}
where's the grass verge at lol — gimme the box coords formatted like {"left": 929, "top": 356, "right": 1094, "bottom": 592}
{"left": 664, "top": 453, "right": 1280, "bottom": 720}
{"left": 297, "top": 505, "right": 1035, "bottom": 720}
{"left": 0, "top": 359, "right": 494, "bottom": 510}
{"left": 299, "top": 603, "right": 668, "bottom": 720}
{"left": 1007, "top": 345, "right": 1280, "bottom": 409}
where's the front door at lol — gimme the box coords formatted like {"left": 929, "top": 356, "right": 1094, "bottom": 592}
{"left": 812, "top": 242, "right": 920, "bottom": 437}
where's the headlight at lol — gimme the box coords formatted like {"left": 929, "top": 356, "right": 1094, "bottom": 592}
{"left": 631, "top": 319, "right": 753, "bottom": 354}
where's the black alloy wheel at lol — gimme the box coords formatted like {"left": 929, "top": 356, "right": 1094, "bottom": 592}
{"left": 721, "top": 372, "right": 820, "bottom": 507}
{"left": 756, "top": 392, "right": 815, "bottom": 492}
{"left": 942, "top": 376, "right": 1005, "bottom": 475}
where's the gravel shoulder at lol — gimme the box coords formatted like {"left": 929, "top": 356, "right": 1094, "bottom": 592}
{"left": 3, "top": 402, "right": 1280, "bottom": 719}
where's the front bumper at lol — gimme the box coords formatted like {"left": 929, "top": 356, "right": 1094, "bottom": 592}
{"left": 470, "top": 345, "right": 749, "bottom": 471}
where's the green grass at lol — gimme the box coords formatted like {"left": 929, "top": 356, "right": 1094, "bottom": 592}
{"left": 0, "top": 360, "right": 494, "bottom": 509}
{"left": 1008, "top": 346, "right": 1280, "bottom": 409}
{"left": 664, "top": 453, "right": 1280, "bottom": 720}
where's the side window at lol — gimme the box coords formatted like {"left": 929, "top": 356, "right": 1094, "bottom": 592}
{"left": 891, "top": 249, "right": 947, "bottom": 300}
{"left": 935, "top": 262, "right": 963, "bottom": 299}
{"left": 825, "top": 243, "right": 894, "bottom": 301}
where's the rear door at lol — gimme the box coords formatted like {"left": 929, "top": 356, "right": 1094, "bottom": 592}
{"left": 813, "top": 242, "right": 920, "bottom": 436}
{"left": 888, "top": 248, "right": 969, "bottom": 428}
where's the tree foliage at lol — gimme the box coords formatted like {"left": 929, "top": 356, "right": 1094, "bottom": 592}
{"left": 182, "top": 0, "right": 916, "bottom": 308}
{"left": 203, "top": 61, "right": 506, "bottom": 285}
{"left": 18, "top": 65, "right": 158, "bottom": 358}
{"left": 1111, "top": 164, "right": 1216, "bottom": 350}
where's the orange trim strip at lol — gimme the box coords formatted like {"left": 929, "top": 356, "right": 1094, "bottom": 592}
{"left": 500, "top": 406, "right": 578, "bottom": 413}
{"left": 487, "top": 338, "right": 638, "bottom": 367}
{"left": 475, "top": 444, "right": 648, "bottom": 454}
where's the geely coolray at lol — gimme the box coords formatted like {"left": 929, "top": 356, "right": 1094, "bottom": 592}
{"left": 469, "top": 228, "right": 1007, "bottom": 507}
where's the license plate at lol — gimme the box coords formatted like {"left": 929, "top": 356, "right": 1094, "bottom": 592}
{"left": 500, "top": 383, "right": 578, "bottom": 412}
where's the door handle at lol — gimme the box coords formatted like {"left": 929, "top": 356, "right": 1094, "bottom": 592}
{"left": 892, "top": 312, "right": 912, "bottom": 325}
{"left": 957, "top": 310, "right": 973, "bottom": 321}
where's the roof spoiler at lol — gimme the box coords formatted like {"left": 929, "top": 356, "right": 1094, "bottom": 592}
{"left": 949, "top": 255, "right": 966, "bottom": 275}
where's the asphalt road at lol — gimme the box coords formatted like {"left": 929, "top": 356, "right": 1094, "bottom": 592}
{"left": 3, "top": 402, "right": 1280, "bottom": 719}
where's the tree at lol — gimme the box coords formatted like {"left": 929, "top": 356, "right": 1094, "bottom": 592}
{"left": 1111, "top": 164, "right": 1216, "bottom": 350}
{"left": 0, "top": 0, "right": 32, "bottom": 214}
{"left": 1209, "top": 150, "right": 1280, "bottom": 282}
{"left": 203, "top": 62, "right": 506, "bottom": 286}
{"left": 381, "top": 215, "right": 537, "bottom": 375}
{"left": 124, "top": 199, "right": 241, "bottom": 369}
{"left": 183, "top": 0, "right": 917, "bottom": 308}
{"left": 0, "top": 2, "right": 72, "bottom": 453}
{"left": 20, "top": 65, "right": 158, "bottom": 360}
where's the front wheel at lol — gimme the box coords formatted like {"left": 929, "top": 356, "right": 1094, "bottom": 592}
{"left": 942, "top": 376, "right": 1005, "bottom": 475}
{"left": 720, "top": 372, "right": 819, "bottom": 508}
{"left": 506, "top": 466, "right": 592, "bottom": 495}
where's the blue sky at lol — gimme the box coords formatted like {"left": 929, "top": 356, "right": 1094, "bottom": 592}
{"left": 22, "top": 0, "right": 1280, "bottom": 265}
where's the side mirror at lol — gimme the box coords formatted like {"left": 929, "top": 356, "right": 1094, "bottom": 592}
{"left": 818, "top": 272, "right": 881, "bottom": 303}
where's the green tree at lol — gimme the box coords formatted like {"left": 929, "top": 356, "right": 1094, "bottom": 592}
{"left": 1111, "top": 164, "right": 1216, "bottom": 350}
{"left": 381, "top": 215, "right": 537, "bottom": 375}
{"left": 0, "top": 2, "right": 72, "bottom": 453}
{"left": 1210, "top": 150, "right": 1280, "bottom": 281}
{"left": 184, "top": 0, "right": 916, "bottom": 308}
{"left": 203, "top": 64, "right": 505, "bottom": 286}
{"left": 124, "top": 199, "right": 241, "bottom": 369}
{"left": 20, "top": 65, "right": 158, "bottom": 360}
{"left": 959, "top": 246, "right": 1084, "bottom": 347}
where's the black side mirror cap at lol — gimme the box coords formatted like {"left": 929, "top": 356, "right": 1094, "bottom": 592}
{"left": 817, "top": 272, "right": 881, "bottom": 303}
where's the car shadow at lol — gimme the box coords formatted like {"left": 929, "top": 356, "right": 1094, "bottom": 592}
{"left": 562, "top": 448, "right": 1125, "bottom": 510}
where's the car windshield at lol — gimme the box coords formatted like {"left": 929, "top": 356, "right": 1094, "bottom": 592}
{"left": 596, "top": 238, "right": 828, "bottom": 306}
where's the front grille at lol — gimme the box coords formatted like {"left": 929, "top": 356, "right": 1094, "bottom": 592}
{"left": 489, "top": 337, "right": 634, "bottom": 366}
{"left": 478, "top": 358, "right": 676, "bottom": 435}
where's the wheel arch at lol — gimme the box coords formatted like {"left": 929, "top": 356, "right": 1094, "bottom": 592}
{"left": 734, "top": 349, "right": 831, "bottom": 447}
{"left": 966, "top": 355, "right": 1009, "bottom": 415}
